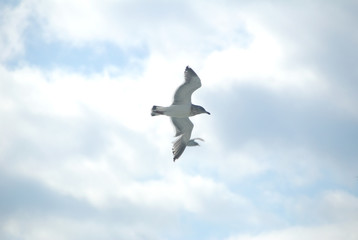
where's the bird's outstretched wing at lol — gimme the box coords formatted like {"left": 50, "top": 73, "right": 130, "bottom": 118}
{"left": 171, "top": 117, "right": 193, "bottom": 161}
{"left": 173, "top": 66, "right": 202, "bottom": 105}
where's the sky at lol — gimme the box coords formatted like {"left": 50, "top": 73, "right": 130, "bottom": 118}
{"left": 1, "top": 0, "right": 358, "bottom": 239}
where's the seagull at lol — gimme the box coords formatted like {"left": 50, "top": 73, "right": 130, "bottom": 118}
{"left": 151, "top": 66, "right": 210, "bottom": 161}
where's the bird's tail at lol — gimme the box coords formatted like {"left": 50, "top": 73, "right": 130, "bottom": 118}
{"left": 187, "top": 138, "right": 205, "bottom": 146}
{"left": 151, "top": 105, "right": 165, "bottom": 116}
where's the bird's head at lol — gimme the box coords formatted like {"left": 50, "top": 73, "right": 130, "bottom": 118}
{"left": 191, "top": 105, "right": 210, "bottom": 116}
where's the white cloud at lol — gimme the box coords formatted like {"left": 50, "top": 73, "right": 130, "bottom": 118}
{"left": 239, "top": 0, "right": 358, "bottom": 117}
{"left": 226, "top": 222, "right": 358, "bottom": 240}
{"left": 0, "top": 64, "right": 252, "bottom": 219}
{"left": 31, "top": 0, "right": 246, "bottom": 53}
{"left": 0, "top": 1, "right": 31, "bottom": 61}
{"left": 2, "top": 215, "right": 161, "bottom": 240}
{"left": 1, "top": 1, "right": 358, "bottom": 240}
{"left": 299, "top": 190, "right": 358, "bottom": 224}
{"left": 201, "top": 22, "right": 326, "bottom": 96}
{"left": 196, "top": 139, "right": 324, "bottom": 188}
{"left": 4, "top": 0, "right": 346, "bottom": 100}
{"left": 226, "top": 190, "right": 358, "bottom": 240}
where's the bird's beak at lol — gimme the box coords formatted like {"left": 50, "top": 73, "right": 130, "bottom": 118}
{"left": 206, "top": 111, "right": 211, "bottom": 115}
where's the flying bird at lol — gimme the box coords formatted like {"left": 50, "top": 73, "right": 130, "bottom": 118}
{"left": 151, "top": 66, "right": 210, "bottom": 161}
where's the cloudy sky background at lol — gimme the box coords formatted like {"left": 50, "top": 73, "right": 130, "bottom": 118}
{"left": 1, "top": 0, "right": 358, "bottom": 239}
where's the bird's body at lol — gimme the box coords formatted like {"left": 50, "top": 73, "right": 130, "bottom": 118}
{"left": 152, "top": 104, "right": 191, "bottom": 118}
{"left": 151, "top": 66, "right": 210, "bottom": 161}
